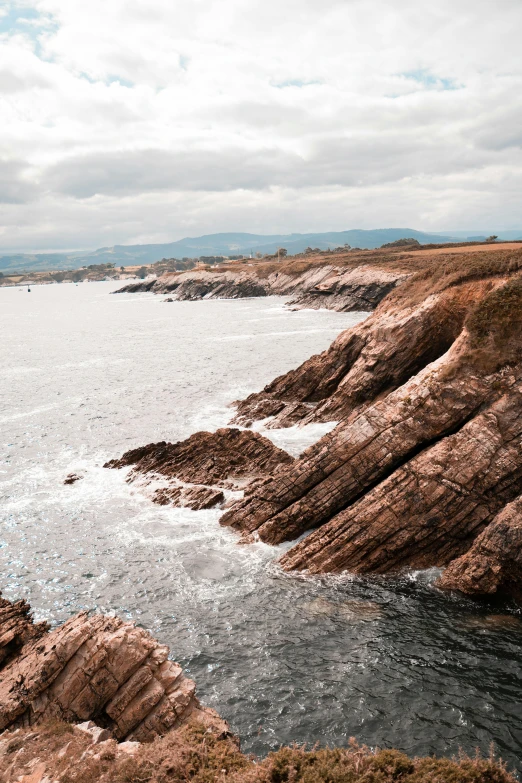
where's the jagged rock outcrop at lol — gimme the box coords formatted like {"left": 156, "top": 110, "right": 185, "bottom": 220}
{"left": 221, "top": 341, "right": 499, "bottom": 544}
{"left": 115, "top": 262, "right": 407, "bottom": 313}
{"left": 0, "top": 596, "right": 47, "bottom": 669}
{"left": 437, "top": 496, "right": 522, "bottom": 599}
{"left": 280, "top": 381, "right": 522, "bottom": 574}
{"left": 221, "top": 250, "right": 522, "bottom": 596}
{"left": 232, "top": 286, "right": 471, "bottom": 427}
{"left": 284, "top": 265, "right": 405, "bottom": 311}
{"left": 105, "top": 428, "right": 293, "bottom": 509}
{"left": 117, "top": 270, "right": 269, "bottom": 300}
{"left": 0, "top": 595, "right": 221, "bottom": 743}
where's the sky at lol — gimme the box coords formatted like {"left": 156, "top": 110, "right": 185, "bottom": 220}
{"left": 1, "top": 0, "right": 522, "bottom": 252}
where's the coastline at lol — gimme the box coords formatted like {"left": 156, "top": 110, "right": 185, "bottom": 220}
{"left": 2, "top": 245, "right": 522, "bottom": 778}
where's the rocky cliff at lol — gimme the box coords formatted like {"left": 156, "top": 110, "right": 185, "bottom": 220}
{"left": 112, "top": 245, "right": 522, "bottom": 599}
{"left": 0, "top": 593, "right": 226, "bottom": 744}
{"left": 221, "top": 248, "right": 522, "bottom": 599}
{"left": 105, "top": 428, "right": 294, "bottom": 510}
{"left": 115, "top": 253, "right": 409, "bottom": 312}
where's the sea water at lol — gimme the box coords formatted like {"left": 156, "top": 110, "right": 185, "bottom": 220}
{"left": 1, "top": 281, "right": 521, "bottom": 771}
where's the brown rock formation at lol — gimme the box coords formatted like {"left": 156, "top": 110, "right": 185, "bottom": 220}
{"left": 0, "top": 595, "right": 215, "bottom": 743}
{"left": 221, "top": 344, "right": 498, "bottom": 545}
{"left": 105, "top": 428, "right": 292, "bottom": 488}
{"left": 117, "top": 270, "right": 269, "bottom": 301}
{"left": 0, "top": 595, "right": 47, "bottom": 669}
{"left": 105, "top": 428, "right": 293, "bottom": 509}
{"left": 114, "top": 260, "right": 407, "bottom": 313}
{"left": 437, "top": 496, "right": 522, "bottom": 599}
{"left": 153, "top": 485, "right": 225, "bottom": 510}
{"left": 232, "top": 286, "right": 470, "bottom": 427}
{"left": 280, "top": 382, "right": 522, "bottom": 574}
{"left": 221, "top": 249, "right": 522, "bottom": 598}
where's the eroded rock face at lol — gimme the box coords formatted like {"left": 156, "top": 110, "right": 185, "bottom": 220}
{"left": 279, "top": 382, "right": 522, "bottom": 574}
{"left": 114, "top": 263, "right": 406, "bottom": 313}
{"left": 0, "top": 600, "right": 201, "bottom": 742}
{"left": 221, "top": 344, "right": 498, "bottom": 545}
{"left": 232, "top": 290, "right": 468, "bottom": 428}
{"left": 284, "top": 265, "right": 405, "bottom": 311}
{"left": 437, "top": 496, "right": 522, "bottom": 600}
{"left": 221, "top": 261, "right": 522, "bottom": 595}
{"left": 105, "top": 428, "right": 293, "bottom": 509}
{"left": 0, "top": 595, "right": 48, "bottom": 670}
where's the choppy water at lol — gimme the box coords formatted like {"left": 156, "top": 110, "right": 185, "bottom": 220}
{"left": 1, "top": 282, "right": 522, "bottom": 771}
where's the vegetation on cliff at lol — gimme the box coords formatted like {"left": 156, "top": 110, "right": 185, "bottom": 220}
{"left": 0, "top": 720, "right": 515, "bottom": 783}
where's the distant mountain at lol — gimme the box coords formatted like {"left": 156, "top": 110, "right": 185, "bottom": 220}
{"left": 1, "top": 228, "right": 521, "bottom": 273}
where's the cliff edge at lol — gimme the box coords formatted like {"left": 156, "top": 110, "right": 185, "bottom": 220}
{"left": 221, "top": 247, "right": 522, "bottom": 599}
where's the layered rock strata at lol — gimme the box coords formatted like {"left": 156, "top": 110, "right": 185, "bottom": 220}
{"left": 105, "top": 428, "right": 293, "bottom": 509}
{"left": 437, "top": 496, "right": 522, "bottom": 599}
{"left": 280, "top": 380, "right": 522, "bottom": 574}
{"left": 0, "top": 594, "right": 220, "bottom": 743}
{"left": 232, "top": 287, "right": 470, "bottom": 427}
{"left": 221, "top": 344, "right": 499, "bottom": 545}
{"left": 221, "top": 252, "right": 522, "bottom": 598}
{"left": 0, "top": 596, "right": 47, "bottom": 668}
{"left": 115, "top": 263, "right": 407, "bottom": 313}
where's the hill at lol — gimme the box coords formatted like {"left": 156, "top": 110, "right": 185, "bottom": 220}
{"left": 0, "top": 227, "right": 508, "bottom": 273}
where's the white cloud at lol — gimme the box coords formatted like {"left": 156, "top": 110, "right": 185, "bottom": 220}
{"left": 1, "top": 0, "right": 522, "bottom": 250}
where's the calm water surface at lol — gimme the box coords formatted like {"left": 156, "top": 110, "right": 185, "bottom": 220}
{"left": 1, "top": 282, "right": 521, "bottom": 771}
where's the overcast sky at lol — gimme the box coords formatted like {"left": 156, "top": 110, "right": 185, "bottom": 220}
{"left": 1, "top": 0, "right": 522, "bottom": 251}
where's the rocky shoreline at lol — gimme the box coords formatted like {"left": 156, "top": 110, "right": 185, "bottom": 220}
{"left": 115, "top": 250, "right": 409, "bottom": 312}
{"left": 3, "top": 241, "right": 522, "bottom": 780}
{"left": 0, "top": 594, "right": 516, "bottom": 782}
{"left": 0, "top": 593, "right": 226, "bottom": 742}
{"left": 112, "top": 243, "right": 522, "bottom": 601}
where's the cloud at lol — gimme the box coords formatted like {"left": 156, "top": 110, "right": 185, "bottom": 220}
{"left": 0, "top": 0, "right": 522, "bottom": 250}
{"left": 0, "top": 159, "right": 37, "bottom": 203}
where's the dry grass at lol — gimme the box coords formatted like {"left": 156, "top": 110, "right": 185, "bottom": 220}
{"left": 385, "top": 248, "right": 522, "bottom": 308}
{"left": 1, "top": 722, "right": 516, "bottom": 783}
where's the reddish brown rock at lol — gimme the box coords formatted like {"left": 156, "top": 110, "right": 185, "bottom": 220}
{"left": 153, "top": 485, "right": 225, "bottom": 510}
{"left": 223, "top": 261, "right": 522, "bottom": 594}
{"left": 0, "top": 601, "right": 203, "bottom": 742}
{"left": 117, "top": 251, "right": 522, "bottom": 598}
{"left": 0, "top": 595, "right": 48, "bottom": 670}
{"left": 279, "top": 384, "right": 522, "bottom": 574}
{"left": 232, "top": 287, "right": 473, "bottom": 429}
{"left": 105, "top": 428, "right": 293, "bottom": 488}
{"left": 437, "top": 496, "right": 522, "bottom": 600}
{"left": 221, "top": 337, "right": 497, "bottom": 545}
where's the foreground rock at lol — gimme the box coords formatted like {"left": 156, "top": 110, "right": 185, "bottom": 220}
{"left": 222, "top": 249, "right": 522, "bottom": 599}
{"left": 0, "top": 593, "right": 224, "bottom": 744}
{"left": 0, "top": 595, "right": 47, "bottom": 668}
{"left": 105, "top": 428, "right": 293, "bottom": 510}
